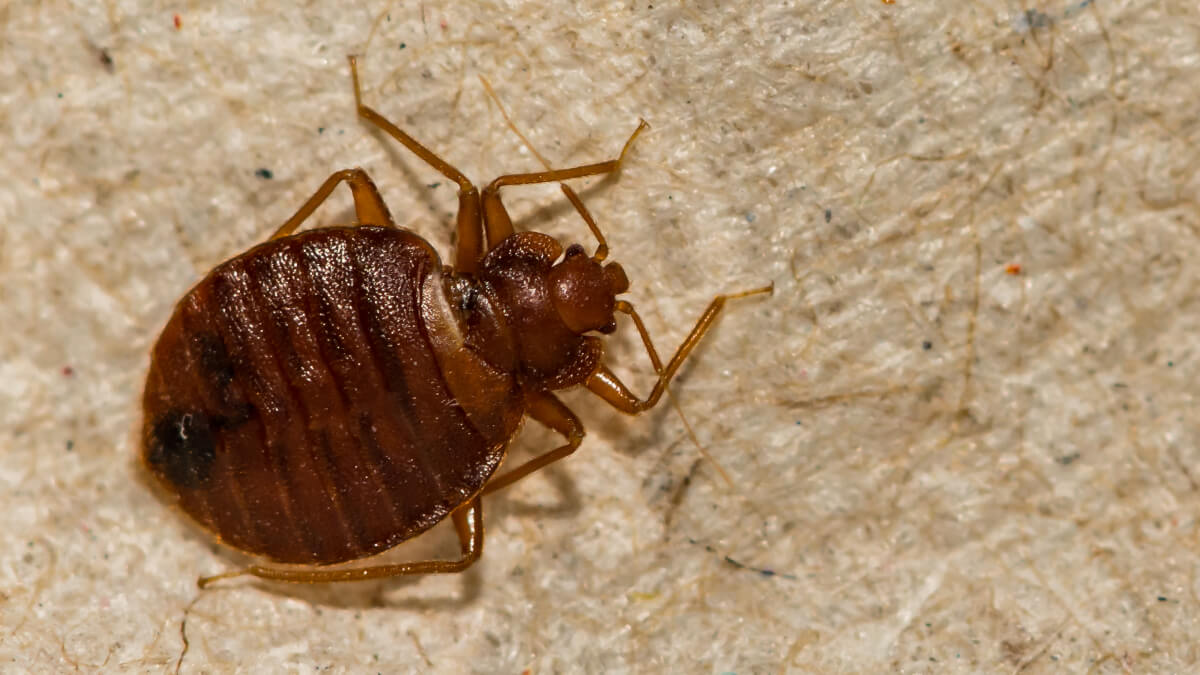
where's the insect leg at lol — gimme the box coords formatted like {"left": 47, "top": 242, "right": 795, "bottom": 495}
{"left": 480, "top": 120, "right": 647, "bottom": 252}
{"left": 196, "top": 498, "right": 483, "bottom": 586}
{"left": 482, "top": 392, "right": 583, "bottom": 496}
{"left": 585, "top": 286, "right": 774, "bottom": 413}
{"left": 271, "top": 168, "right": 395, "bottom": 239}
{"left": 348, "top": 56, "right": 486, "bottom": 274}
{"left": 478, "top": 77, "right": 647, "bottom": 261}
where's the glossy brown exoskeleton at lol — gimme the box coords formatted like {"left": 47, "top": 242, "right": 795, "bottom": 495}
{"left": 141, "top": 57, "right": 770, "bottom": 586}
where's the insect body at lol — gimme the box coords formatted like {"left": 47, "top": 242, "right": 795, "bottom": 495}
{"left": 141, "top": 57, "right": 769, "bottom": 586}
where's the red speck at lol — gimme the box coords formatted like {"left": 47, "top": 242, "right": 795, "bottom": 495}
{"left": 1005, "top": 263, "right": 1022, "bottom": 275}
{"left": 174, "top": 14, "right": 182, "bottom": 30}
{"left": 62, "top": 365, "right": 74, "bottom": 377}
{"left": 440, "top": 18, "right": 448, "bottom": 30}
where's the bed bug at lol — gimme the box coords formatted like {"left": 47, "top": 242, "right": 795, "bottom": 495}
{"left": 141, "top": 56, "right": 771, "bottom": 587}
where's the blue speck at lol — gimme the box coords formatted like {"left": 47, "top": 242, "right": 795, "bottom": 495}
{"left": 1065, "top": 1, "right": 1091, "bottom": 17}
{"left": 1012, "top": 8, "right": 1051, "bottom": 33}
{"left": 745, "top": 212, "right": 756, "bottom": 223}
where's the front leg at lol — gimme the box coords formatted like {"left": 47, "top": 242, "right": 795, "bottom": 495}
{"left": 586, "top": 286, "right": 774, "bottom": 413}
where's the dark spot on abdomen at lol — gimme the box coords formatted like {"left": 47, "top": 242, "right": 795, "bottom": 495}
{"left": 194, "top": 332, "right": 235, "bottom": 387}
{"left": 148, "top": 410, "right": 217, "bottom": 488}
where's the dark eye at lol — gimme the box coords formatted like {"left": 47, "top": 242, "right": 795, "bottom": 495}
{"left": 564, "top": 244, "right": 586, "bottom": 259}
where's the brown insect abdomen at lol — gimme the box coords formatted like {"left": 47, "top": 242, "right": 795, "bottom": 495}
{"left": 142, "top": 227, "right": 515, "bottom": 565}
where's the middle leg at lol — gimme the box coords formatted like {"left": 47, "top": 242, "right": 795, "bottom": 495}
{"left": 482, "top": 391, "right": 583, "bottom": 496}
{"left": 478, "top": 76, "right": 647, "bottom": 259}
{"left": 480, "top": 121, "right": 648, "bottom": 250}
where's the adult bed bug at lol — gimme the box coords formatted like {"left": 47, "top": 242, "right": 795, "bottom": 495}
{"left": 141, "top": 56, "right": 770, "bottom": 587}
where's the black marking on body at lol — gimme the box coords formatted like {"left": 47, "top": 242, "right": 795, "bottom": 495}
{"left": 190, "top": 331, "right": 254, "bottom": 428}
{"left": 214, "top": 402, "right": 255, "bottom": 429}
{"left": 148, "top": 410, "right": 217, "bottom": 488}
{"left": 194, "top": 332, "right": 235, "bottom": 387}
{"left": 458, "top": 282, "right": 480, "bottom": 314}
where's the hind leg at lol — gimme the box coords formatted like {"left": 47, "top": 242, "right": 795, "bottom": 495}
{"left": 198, "top": 498, "right": 484, "bottom": 587}
{"left": 348, "top": 56, "right": 487, "bottom": 274}
{"left": 270, "top": 168, "right": 394, "bottom": 239}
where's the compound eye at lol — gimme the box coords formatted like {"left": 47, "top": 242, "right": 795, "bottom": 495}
{"left": 564, "top": 244, "right": 586, "bottom": 259}
{"left": 598, "top": 319, "right": 618, "bottom": 334}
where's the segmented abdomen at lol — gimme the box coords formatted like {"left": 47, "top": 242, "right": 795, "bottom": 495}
{"left": 142, "top": 226, "right": 507, "bottom": 565}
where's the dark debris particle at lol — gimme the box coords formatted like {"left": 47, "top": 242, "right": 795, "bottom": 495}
{"left": 1057, "top": 452, "right": 1080, "bottom": 466}
{"left": 65, "top": 440, "right": 74, "bottom": 451}
{"left": 399, "top": 42, "right": 406, "bottom": 49}
{"left": 255, "top": 168, "right": 274, "bottom": 179}
{"left": 922, "top": 340, "right": 933, "bottom": 350}
{"left": 1017, "top": 9, "right": 1052, "bottom": 31}
{"left": 1158, "top": 596, "right": 1168, "bottom": 602}
{"left": 824, "top": 208, "right": 832, "bottom": 223}
{"left": 427, "top": 181, "right": 441, "bottom": 189}
{"left": 686, "top": 537, "right": 796, "bottom": 580}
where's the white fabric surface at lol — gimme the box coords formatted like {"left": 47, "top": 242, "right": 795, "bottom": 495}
{"left": 2, "top": 0, "right": 1198, "bottom": 672}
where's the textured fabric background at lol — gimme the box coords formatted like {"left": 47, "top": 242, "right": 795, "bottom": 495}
{"left": 2, "top": 0, "right": 1198, "bottom": 672}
